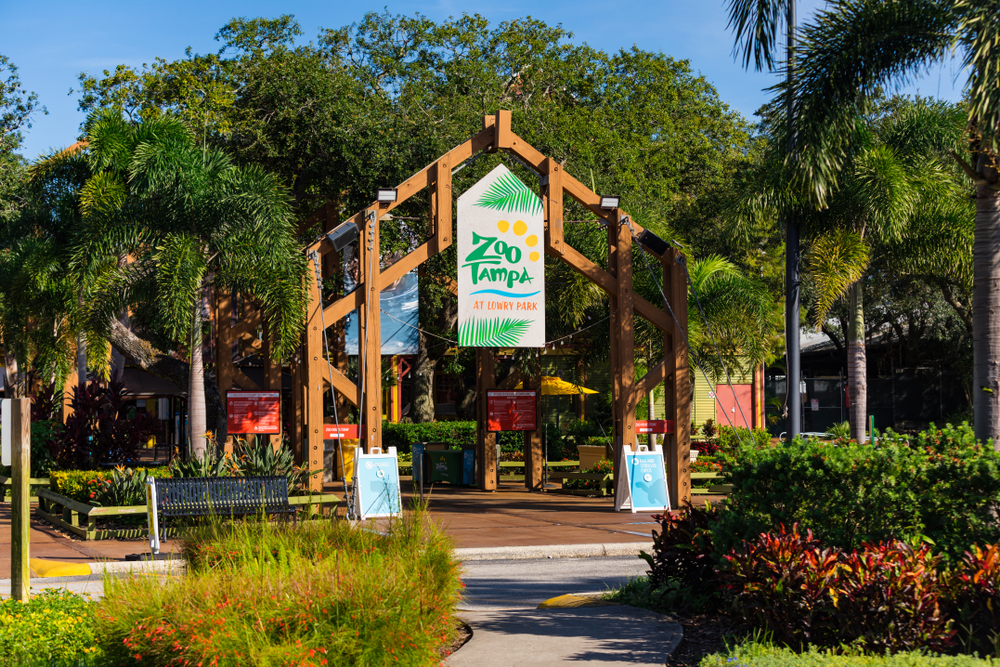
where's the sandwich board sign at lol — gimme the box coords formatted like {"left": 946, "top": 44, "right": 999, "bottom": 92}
{"left": 457, "top": 164, "right": 545, "bottom": 347}
{"left": 353, "top": 446, "right": 402, "bottom": 519}
{"left": 614, "top": 442, "right": 670, "bottom": 513}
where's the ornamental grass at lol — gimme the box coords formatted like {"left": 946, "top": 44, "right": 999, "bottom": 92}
{"left": 94, "top": 508, "right": 462, "bottom": 667}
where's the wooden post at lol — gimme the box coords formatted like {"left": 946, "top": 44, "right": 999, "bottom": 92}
{"left": 665, "top": 250, "right": 691, "bottom": 507}
{"left": 524, "top": 369, "right": 544, "bottom": 491}
{"left": 616, "top": 212, "right": 637, "bottom": 453}
{"left": 359, "top": 209, "right": 383, "bottom": 453}
{"left": 304, "top": 253, "right": 326, "bottom": 492}
{"left": 476, "top": 350, "right": 497, "bottom": 491}
{"left": 11, "top": 398, "right": 30, "bottom": 601}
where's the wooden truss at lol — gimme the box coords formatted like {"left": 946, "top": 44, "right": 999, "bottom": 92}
{"left": 226, "top": 110, "right": 691, "bottom": 505}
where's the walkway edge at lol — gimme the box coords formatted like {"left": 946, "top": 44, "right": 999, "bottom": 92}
{"left": 454, "top": 541, "right": 653, "bottom": 561}
{"left": 88, "top": 559, "right": 187, "bottom": 576}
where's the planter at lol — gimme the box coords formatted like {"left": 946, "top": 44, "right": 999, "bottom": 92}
{"left": 37, "top": 488, "right": 341, "bottom": 541}
{"left": 690, "top": 450, "right": 700, "bottom": 461}
{"left": 576, "top": 445, "right": 609, "bottom": 471}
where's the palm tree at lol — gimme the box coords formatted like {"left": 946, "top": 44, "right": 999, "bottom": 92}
{"left": 76, "top": 110, "right": 309, "bottom": 458}
{"left": 727, "top": 0, "right": 999, "bottom": 444}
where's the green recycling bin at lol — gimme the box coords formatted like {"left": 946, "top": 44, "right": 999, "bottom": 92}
{"left": 427, "top": 450, "right": 464, "bottom": 485}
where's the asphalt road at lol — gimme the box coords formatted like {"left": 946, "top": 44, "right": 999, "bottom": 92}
{"left": 458, "top": 556, "right": 650, "bottom": 610}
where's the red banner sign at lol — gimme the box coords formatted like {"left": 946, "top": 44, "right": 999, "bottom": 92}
{"left": 487, "top": 390, "right": 537, "bottom": 431}
{"left": 636, "top": 419, "right": 674, "bottom": 434}
{"left": 227, "top": 391, "right": 281, "bottom": 434}
{"left": 323, "top": 424, "right": 360, "bottom": 439}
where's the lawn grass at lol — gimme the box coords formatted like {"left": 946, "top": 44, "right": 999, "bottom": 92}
{"left": 94, "top": 508, "right": 462, "bottom": 667}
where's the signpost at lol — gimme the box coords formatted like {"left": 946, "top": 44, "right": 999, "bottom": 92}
{"left": 635, "top": 420, "right": 674, "bottom": 434}
{"left": 615, "top": 442, "right": 670, "bottom": 513}
{"left": 323, "top": 424, "right": 359, "bottom": 439}
{"left": 226, "top": 391, "right": 281, "bottom": 434}
{"left": 4, "top": 399, "right": 30, "bottom": 600}
{"left": 353, "top": 447, "right": 402, "bottom": 519}
{"left": 486, "top": 390, "right": 538, "bottom": 431}
{"left": 457, "top": 164, "right": 545, "bottom": 348}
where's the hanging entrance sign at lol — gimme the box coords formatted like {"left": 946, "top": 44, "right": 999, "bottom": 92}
{"left": 353, "top": 446, "right": 402, "bottom": 519}
{"left": 457, "top": 164, "right": 545, "bottom": 347}
{"left": 615, "top": 442, "right": 670, "bottom": 513}
{"left": 636, "top": 420, "right": 675, "bottom": 434}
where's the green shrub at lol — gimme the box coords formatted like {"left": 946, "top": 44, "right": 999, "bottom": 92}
{"left": 0, "top": 589, "right": 101, "bottom": 666}
{"left": 96, "top": 509, "right": 462, "bottom": 666}
{"left": 724, "top": 525, "right": 954, "bottom": 654}
{"left": 700, "top": 642, "right": 998, "bottom": 667}
{"left": 718, "top": 425, "right": 771, "bottom": 453}
{"left": 563, "top": 458, "right": 614, "bottom": 493}
{"left": 713, "top": 424, "right": 1000, "bottom": 560}
{"left": 50, "top": 467, "right": 170, "bottom": 506}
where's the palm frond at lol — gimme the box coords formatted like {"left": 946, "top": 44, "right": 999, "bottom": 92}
{"left": 804, "top": 228, "right": 870, "bottom": 325}
{"left": 726, "top": 0, "right": 791, "bottom": 71}
{"left": 458, "top": 317, "right": 531, "bottom": 347}
{"left": 475, "top": 172, "right": 542, "bottom": 216}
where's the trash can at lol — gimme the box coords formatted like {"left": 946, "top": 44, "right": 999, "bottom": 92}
{"left": 335, "top": 439, "right": 359, "bottom": 483}
{"left": 461, "top": 444, "right": 477, "bottom": 486}
{"left": 427, "top": 449, "right": 464, "bottom": 485}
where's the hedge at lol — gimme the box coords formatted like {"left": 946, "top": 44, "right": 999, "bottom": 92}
{"left": 381, "top": 421, "right": 522, "bottom": 455}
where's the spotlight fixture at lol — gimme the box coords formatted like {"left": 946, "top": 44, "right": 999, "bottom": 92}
{"left": 599, "top": 195, "right": 620, "bottom": 210}
{"left": 326, "top": 221, "right": 360, "bottom": 252}
{"left": 637, "top": 229, "right": 670, "bottom": 257}
{"left": 377, "top": 188, "right": 397, "bottom": 204}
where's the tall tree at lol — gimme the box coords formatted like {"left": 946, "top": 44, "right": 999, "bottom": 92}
{"left": 729, "top": 0, "right": 1000, "bottom": 445}
{"left": 77, "top": 110, "right": 308, "bottom": 458}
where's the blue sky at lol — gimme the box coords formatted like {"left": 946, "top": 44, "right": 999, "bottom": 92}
{"left": 6, "top": 0, "right": 966, "bottom": 160}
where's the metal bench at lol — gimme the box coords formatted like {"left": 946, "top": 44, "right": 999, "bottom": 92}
{"left": 148, "top": 476, "right": 296, "bottom": 552}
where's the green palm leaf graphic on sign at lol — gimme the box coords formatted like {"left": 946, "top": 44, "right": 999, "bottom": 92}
{"left": 475, "top": 172, "right": 543, "bottom": 216}
{"left": 459, "top": 317, "right": 531, "bottom": 347}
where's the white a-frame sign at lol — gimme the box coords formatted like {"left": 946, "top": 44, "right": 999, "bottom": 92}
{"left": 457, "top": 164, "right": 545, "bottom": 347}
{"left": 615, "top": 442, "right": 671, "bottom": 513}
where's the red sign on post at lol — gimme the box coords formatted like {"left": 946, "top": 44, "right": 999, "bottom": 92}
{"left": 636, "top": 420, "right": 674, "bottom": 434}
{"left": 323, "top": 424, "right": 360, "bottom": 439}
{"left": 487, "top": 390, "right": 537, "bottom": 431}
{"left": 226, "top": 391, "right": 281, "bottom": 434}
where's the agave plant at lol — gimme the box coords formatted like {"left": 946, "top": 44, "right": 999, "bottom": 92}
{"left": 233, "top": 437, "right": 309, "bottom": 494}
{"left": 169, "top": 452, "right": 235, "bottom": 479}
{"left": 94, "top": 467, "right": 149, "bottom": 507}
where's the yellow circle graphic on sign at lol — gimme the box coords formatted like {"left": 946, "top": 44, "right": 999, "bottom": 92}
{"left": 529, "top": 251, "right": 540, "bottom": 262}
{"left": 525, "top": 234, "right": 538, "bottom": 247}
{"left": 497, "top": 220, "right": 509, "bottom": 233}
{"left": 513, "top": 220, "right": 527, "bottom": 236}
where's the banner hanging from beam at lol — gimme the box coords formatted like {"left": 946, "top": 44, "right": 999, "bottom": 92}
{"left": 457, "top": 164, "right": 545, "bottom": 347}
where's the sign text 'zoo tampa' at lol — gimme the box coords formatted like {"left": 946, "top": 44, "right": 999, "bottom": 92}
{"left": 457, "top": 164, "right": 545, "bottom": 348}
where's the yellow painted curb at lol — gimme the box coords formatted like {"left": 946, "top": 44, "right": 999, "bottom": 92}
{"left": 29, "top": 558, "right": 92, "bottom": 578}
{"left": 537, "top": 594, "right": 617, "bottom": 609}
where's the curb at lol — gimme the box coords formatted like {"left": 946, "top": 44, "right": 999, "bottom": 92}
{"left": 454, "top": 541, "right": 652, "bottom": 561}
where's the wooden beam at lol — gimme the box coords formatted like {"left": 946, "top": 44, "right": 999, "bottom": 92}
{"left": 303, "top": 254, "right": 326, "bottom": 492}
{"left": 231, "top": 367, "right": 261, "bottom": 392}
{"left": 615, "top": 210, "right": 637, "bottom": 453}
{"left": 634, "top": 353, "right": 674, "bottom": 406}
{"left": 323, "top": 362, "right": 359, "bottom": 408}
{"left": 435, "top": 155, "right": 453, "bottom": 250}
{"left": 544, "top": 157, "right": 564, "bottom": 255}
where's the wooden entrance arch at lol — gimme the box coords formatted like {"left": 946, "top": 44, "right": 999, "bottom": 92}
{"left": 224, "top": 110, "right": 692, "bottom": 506}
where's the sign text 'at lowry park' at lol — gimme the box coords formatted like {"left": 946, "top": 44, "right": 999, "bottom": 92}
{"left": 226, "top": 391, "right": 280, "bottom": 435}
{"left": 457, "top": 165, "right": 545, "bottom": 348}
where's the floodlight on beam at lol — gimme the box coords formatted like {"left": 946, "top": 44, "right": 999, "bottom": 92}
{"left": 377, "top": 188, "right": 397, "bottom": 204}
{"left": 326, "top": 221, "right": 360, "bottom": 252}
{"left": 637, "top": 229, "right": 671, "bottom": 257}
{"left": 599, "top": 195, "right": 620, "bottom": 210}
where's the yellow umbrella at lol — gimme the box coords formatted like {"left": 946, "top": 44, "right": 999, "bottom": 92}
{"left": 515, "top": 376, "right": 598, "bottom": 396}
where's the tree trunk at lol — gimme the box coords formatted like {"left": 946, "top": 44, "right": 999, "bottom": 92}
{"left": 412, "top": 330, "right": 436, "bottom": 422}
{"left": 972, "top": 170, "right": 1000, "bottom": 448}
{"left": 188, "top": 298, "right": 208, "bottom": 459}
{"left": 848, "top": 281, "right": 868, "bottom": 443}
{"left": 76, "top": 333, "right": 87, "bottom": 387}
{"left": 106, "top": 318, "right": 225, "bottom": 436}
